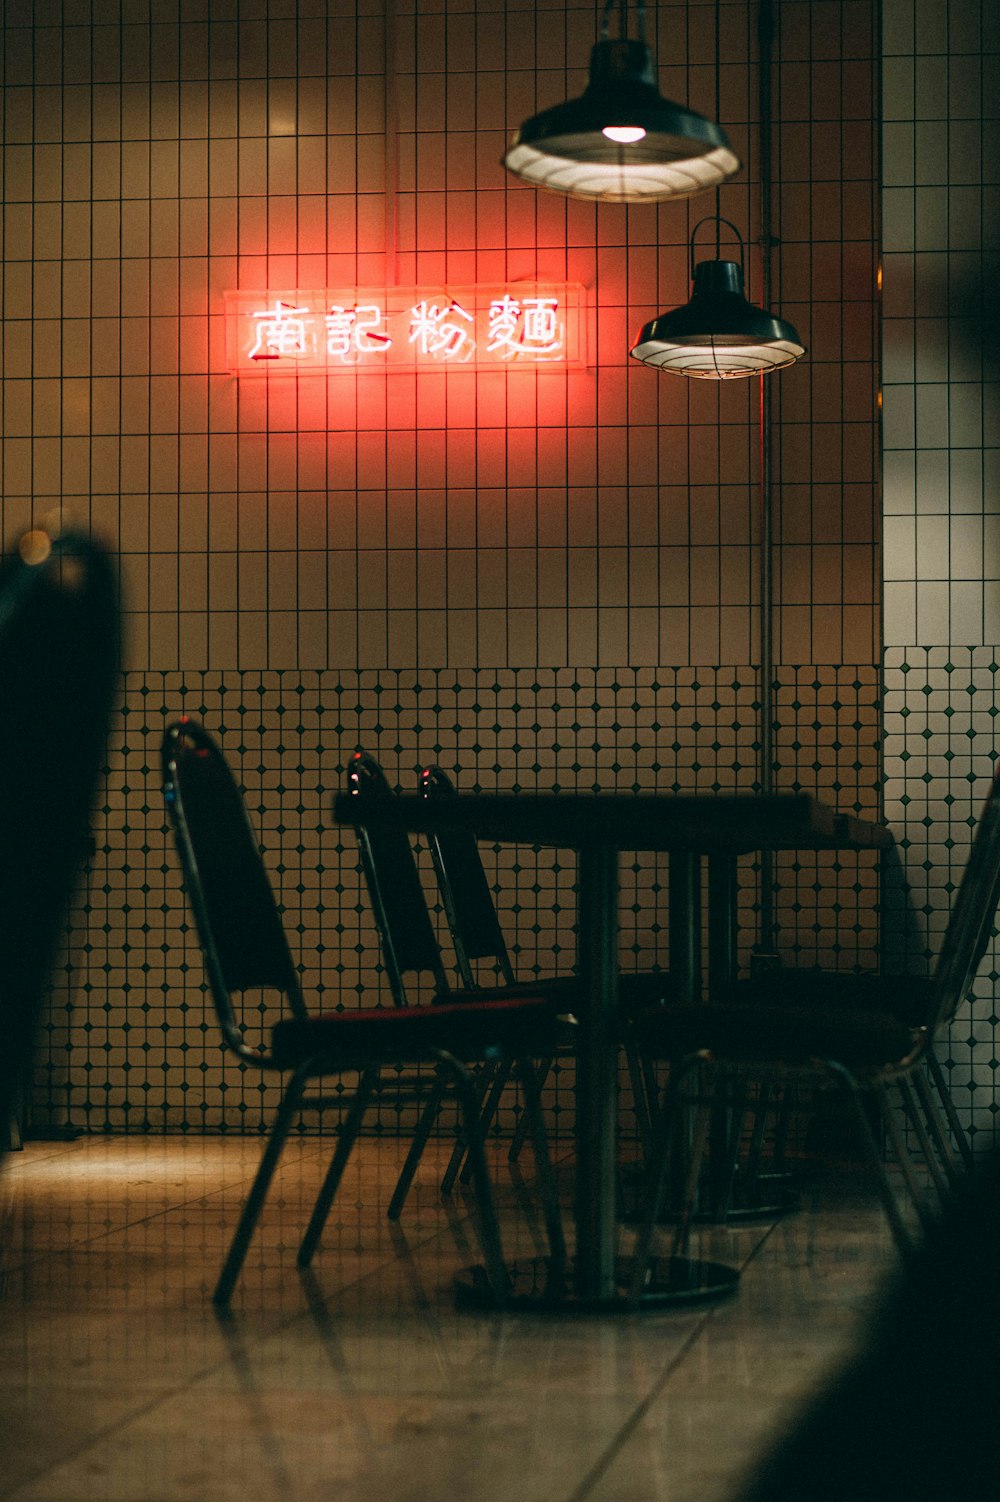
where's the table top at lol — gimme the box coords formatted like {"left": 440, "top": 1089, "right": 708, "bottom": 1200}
{"left": 332, "top": 790, "right": 893, "bottom": 855}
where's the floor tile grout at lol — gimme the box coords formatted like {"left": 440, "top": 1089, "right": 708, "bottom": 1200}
{"left": 0, "top": 1137, "right": 900, "bottom": 1502}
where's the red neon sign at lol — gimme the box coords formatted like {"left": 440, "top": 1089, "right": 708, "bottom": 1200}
{"left": 225, "top": 285, "right": 588, "bottom": 374}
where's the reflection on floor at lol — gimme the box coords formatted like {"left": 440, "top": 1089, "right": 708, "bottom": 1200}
{"left": 0, "top": 1136, "right": 904, "bottom": 1502}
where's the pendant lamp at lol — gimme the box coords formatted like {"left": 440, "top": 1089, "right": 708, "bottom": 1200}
{"left": 630, "top": 217, "right": 806, "bottom": 378}
{"left": 502, "top": 0, "right": 740, "bottom": 204}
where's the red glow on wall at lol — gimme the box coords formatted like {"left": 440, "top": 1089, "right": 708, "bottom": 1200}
{"left": 225, "top": 285, "right": 588, "bottom": 374}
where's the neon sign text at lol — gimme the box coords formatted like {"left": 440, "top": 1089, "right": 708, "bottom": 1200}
{"left": 225, "top": 285, "right": 587, "bottom": 373}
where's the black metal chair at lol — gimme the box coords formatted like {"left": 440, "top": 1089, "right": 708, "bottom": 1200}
{"left": 0, "top": 526, "right": 119, "bottom": 1156}
{"left": 717, "top": 847, "right": 979, "bottom": 1202}
{"left": 345, "top": 751, "right": 576, "bottom": 1218}
{"left": 419, "top": 764, "right": 671, "bottom": 1174}
{"left": 161, "top": 720, "right": 566, "bottom": 1306}
{"left": 731, "top": 963, "right": 974, "bottom": 1181}
{"left": 629, "top": 763, "right": 1000, "bottom": 1299}
{"left": 732, "top": 1146, "right": 1000, "bottom": 1502}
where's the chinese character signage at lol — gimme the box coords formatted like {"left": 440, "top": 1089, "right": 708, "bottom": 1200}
{"left": 225, "top": 285, "right": 587, "bottom": 374}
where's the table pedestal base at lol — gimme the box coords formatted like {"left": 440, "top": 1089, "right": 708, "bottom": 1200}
{"left": 453, "top": 1254, "right": 740, "bottom": 1313}
{"left": 710, "top": 1171, "right": 800, "bottom": 1223}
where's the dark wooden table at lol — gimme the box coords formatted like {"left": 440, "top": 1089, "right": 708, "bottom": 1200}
{"left": 333, "top": 790, "right": 893, "bottom": 1310}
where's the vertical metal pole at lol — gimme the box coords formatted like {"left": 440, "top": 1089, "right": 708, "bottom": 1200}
{"left": 753, "top": 0, "right": 778, "bottom": 968}
{"left": 707, "top": 852, "right": 738, "bottom": 997}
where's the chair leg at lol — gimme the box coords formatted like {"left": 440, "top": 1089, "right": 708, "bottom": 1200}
{"left": 442, "top": 1057, "right": 510, "bottom": 1194}
{"left": 440, "top": 1135, "right": 468, "bottom": 1196}
{"left": 387, "top": 1072, "right": 450, "bottom": 1221}
{"left": 455, "top": 1052, "right": 550, "bottom": 1180}
{"left": 875, "top": 1078, "right": 935, "bottom": 1233}
{"left": 828, "top": 1067, "right": 916, "bottom": 1264}
{"left": 911, "top": 1065, "right": 963, "bottom": 1186}
{"left": 507, "top": 1055, "right": 554, "bottom": 1164}
{"left": 639, "top": 1051, "right": 662, "bottom": 1135}
{"left": 624, "top": 1039, "right": 656, "bottom": 1162}
{"left": 742, "top": 1080, "right": 773, "bottom": 1180}
{"left": 297, "top": 1066, "right": 378, "bottom": 1266}
{"left": 434, "top": 1049, "right": 510, "bottom": 1304}
{"left": 214, "top": 1070, "right": 309, "bottom": 1306}
{"left": 707, "top": 1070, "right": 749, "bottom": 1220}
{"left": 672, "top": 1095, "right": 714, "bottom": 1255}
{"left": 770, "top": 1083, "right": 795, "bottom": 1168}
{"left": 896, "top": 1075, "right": 950, "bottom": 1205}
{"left": 511, "top": 1056, "right": 567, "bottom": 1285}
{"left": 925, "top": 1049, "right": 974, "bottom": 1170}
{"left": 628, "top": 1055, "right": 705, "bottom": 1306}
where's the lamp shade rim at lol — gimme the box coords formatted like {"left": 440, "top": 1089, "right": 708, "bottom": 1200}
{"left": 501, "top": 34, "right": 740, "bottom": 201}
{"left": 635, "top": 301, "right": 804, "bottom": 348}
{"left": 509, "top": 88, "right": 736, "bottom": 162}
{"left": 628, "top": 341, "right": 805, "bottom": 377}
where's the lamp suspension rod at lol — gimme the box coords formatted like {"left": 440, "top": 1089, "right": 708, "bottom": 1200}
{"left": 600, "top": 0, "right": 645, "bottom": 43}
{"left": 600, "top": 0, "right": 646, "bottom": 42}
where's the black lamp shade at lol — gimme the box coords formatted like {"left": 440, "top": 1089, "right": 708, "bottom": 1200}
{"left": 503, "top": 40, "right": 740, "bottom": 203}
{"left": 630, "top": 260, "right": 806, "bottom": 378}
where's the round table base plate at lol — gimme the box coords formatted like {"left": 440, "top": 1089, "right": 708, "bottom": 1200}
{"left": 617, "top": 1166, "right": 801, "bottom": 1226}
{"left": 453, "top": 1254, "right": 740, "bottom": 1313}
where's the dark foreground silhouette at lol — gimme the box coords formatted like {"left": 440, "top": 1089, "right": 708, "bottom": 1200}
{"left": 733, "top": 1145, "right": 1000, "bottom": 1502}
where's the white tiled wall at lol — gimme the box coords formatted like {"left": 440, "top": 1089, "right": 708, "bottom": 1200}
{"left": 0, "top": 1, "right": 883, "bottom": 1132}
{"left": 1, "top": 0, "right": 879, "bottom": 676}
{"left": 882, "top": 0, "right": 1000, "bottom": 1143}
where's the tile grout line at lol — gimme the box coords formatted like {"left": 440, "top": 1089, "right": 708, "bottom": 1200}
{"left": 563, "top": 1219, "right": 785, "bottom": 1502}
{"left": 0, "top": 1144, "right": 518, "bottom": 1500}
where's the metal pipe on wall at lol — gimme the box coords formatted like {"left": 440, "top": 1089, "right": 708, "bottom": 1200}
{"left": 753, "top": 0, "right": 778, "bottom": 967}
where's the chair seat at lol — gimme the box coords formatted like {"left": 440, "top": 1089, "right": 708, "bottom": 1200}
{"left": 635, "top": 1000, "right": 916, "bottom": 1070}
{"left": 271, "top": 995, "right": 562, "bottom": 1070}
{"left": 731, "top": 968, "right": 936, "bottom": 1030}
{"left": 469, "top": 969, "right": 672, "bottom": 1015}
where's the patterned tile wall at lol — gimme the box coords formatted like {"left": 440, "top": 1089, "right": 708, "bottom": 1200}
{"left": 882, "top": 648, "right": 1000, "bottom": 1143}
{"left": 881, "top": 0, "right": 1000, "bottom": 1145}
{"left": 33, "top": 664, "right": 881, "bottom": 1133}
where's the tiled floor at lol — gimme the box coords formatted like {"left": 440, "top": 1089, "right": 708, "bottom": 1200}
{"left": 0, "top": 1135, "right": 904, "bottom": 1502}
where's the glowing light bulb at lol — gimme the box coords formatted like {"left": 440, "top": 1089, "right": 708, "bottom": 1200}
{"left": 602, "top": 125, "right": 647, "bottom": 144}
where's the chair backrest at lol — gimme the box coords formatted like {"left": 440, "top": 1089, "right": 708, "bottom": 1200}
{"left": 346, "top": 752, "right": 449, "bottom": 1003}
{"left": 420, "top": 765, "right": 516, "bottom": 988}
{"left": 928, "top": 762, "right": 1000, "bottom": 1035}
{"left": 161, "top": 718, "right": 304, "bottom": 1062}
{"left": 0, "top": 527, "right": 120, "bottom": 1148}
